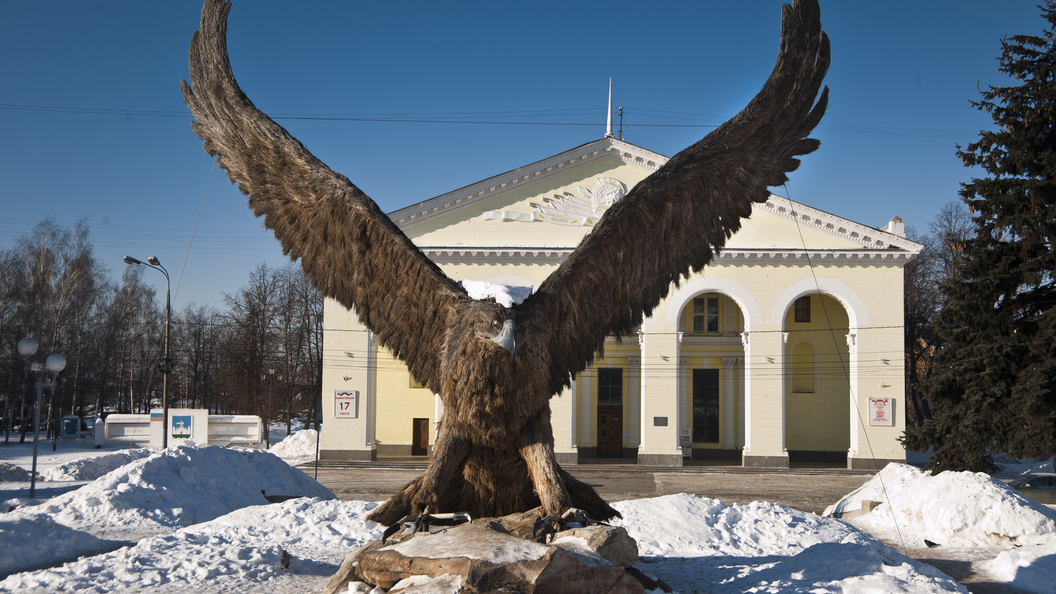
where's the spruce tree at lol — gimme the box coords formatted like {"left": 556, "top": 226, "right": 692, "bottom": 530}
{"left": 903, "top": 2, "right": 1056, "bottom": 472}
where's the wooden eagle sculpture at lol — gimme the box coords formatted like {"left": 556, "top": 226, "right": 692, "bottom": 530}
{"left": 183, "top": 0, "right": 828, "bottom": 525}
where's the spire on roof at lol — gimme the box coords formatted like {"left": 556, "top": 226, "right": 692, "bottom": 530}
{"left": 605, "top": 78, "right": 615, "bottom": 139}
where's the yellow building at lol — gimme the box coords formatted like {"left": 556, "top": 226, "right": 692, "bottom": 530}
{"left": 318, "top": 136, "right": 920, "bottom": 469}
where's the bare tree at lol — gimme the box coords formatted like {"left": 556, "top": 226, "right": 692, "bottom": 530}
{"left": 223, "top": 263, "right": 280, "bottom": 420}
{"left": 11, "top": 219, "right": 106, "bottom": 435}
{"left": 0, "top": 219, "right": 325, "bottom": 446}
{"left": 271, "top": 263, "right": 323, "bottom": 434}
{"left": 0, "top": 247, "right": 27, "bottom": 443}
{"left": 929, "top": 200, "right": 973, "bottom": 291}
{"left": 295, "top": 268, "right": 324, "bottom": 431}
{"left": 903, "top": 200, "right": 974, "bottom": 426}
{"left": 177, "top": 303, "right": 222, "bottom": 411}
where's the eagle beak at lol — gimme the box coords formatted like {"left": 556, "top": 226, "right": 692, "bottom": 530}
{"left": 490, "top": 320, "right": 517, "bottom": 361}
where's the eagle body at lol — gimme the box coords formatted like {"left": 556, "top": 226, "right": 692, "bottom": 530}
{"left": 183, "top": 0, "right": 829, "bottom": 525}
{"left": 383, "top": 296, "right": 618, "bottom": 522}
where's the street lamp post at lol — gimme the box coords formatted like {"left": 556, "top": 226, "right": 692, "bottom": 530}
{"left": 262, "top": 368, "right": 280, "bottom": 448}
{"left": 18, "top": 337, "right": 65, "bottom": 499}
{"left": 123, "top": 255, "right": 171, "bottom": 448}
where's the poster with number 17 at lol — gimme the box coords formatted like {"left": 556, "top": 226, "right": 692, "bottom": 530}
{"left": 334, "top": 391, "right": 358, "bottom": 418}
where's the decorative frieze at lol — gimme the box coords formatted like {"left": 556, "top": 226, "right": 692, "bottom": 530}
{"left": 392, "top": 138, "right": 663, "bottom": 229}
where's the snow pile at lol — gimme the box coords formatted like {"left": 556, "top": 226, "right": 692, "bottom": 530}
{"left": 825, "top": 463, "right": 1056, "bottom": 548}
{"left": 0, "top": 462, "right": 29, "bottom": 483}
{"left": 39, "top": 448, "right": 153, "bottom": 481}
{"left": 7, "top": 450, "right": 1056, "bottom": 593}
{"left": 988, "top": 540, "right": 1056, "bottom": 594}
{"left": 1, "top": 492, "right": 964, "bottom": 594}
{"left": 459, "top": 280, "right": 533, "bottom": 308}
{"left": 0, "top": 444, "right": 334, "bottom": 576}
{"left": 612, "top": 493, "right": 964, "bottom": 593}
{"left": 0, "top": 498, "right": 382, "bottom": 593}
{"left": 270, "top": 429, "right": 318, "bottom": 459}
{"left": 0, "top": 515, "right": 106, "bottom": 577}
{"left": 616, "top": 493, "right": 861, "bottom": 558}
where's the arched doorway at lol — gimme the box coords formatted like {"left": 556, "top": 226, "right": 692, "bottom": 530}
{"left": 678, "top": 292, "right": 747, "bottom": 463}
{"left": 782, "top": 293, "right": 850, "bottom": 466}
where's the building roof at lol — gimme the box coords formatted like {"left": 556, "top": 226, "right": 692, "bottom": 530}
{"left": 388, "top": 136, "right": 922, "bottom": 263}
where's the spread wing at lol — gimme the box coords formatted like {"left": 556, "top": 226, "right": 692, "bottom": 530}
{"left": 181, "top": 0, "right": 464, "bottom": 390}
{"left": 522, "top": 0, "right": 829, "bottom": 394}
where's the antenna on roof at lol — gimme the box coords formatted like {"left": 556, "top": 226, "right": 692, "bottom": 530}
{"left": 605, "top": 78, "right": 615, "bottom": 139}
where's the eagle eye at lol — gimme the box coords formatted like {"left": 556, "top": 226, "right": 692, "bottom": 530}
{"left": 491, "top": 319, "right": 501, "bottom": 331}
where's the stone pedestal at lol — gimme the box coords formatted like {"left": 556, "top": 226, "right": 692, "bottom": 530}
{"left": 325, "top": 509, "right": 671, "bottom": 594}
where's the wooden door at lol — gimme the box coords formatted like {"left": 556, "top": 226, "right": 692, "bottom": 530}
{"left": 411, "top": 418, "right": 429, "bottom": 455}
{"left": 597, "top": 405, "right": 623, "bottom": 458}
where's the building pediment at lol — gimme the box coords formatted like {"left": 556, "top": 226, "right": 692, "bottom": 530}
{"left": 389, "top": 138, "right": 922, "bottom": 260}
{"left": 392, "top": 137, "right": 665, "bottom": 230}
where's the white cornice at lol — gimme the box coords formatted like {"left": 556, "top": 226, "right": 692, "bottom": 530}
{"left": 391, "top": 137, "right": 666, "bottom": 229}
{"left": 418, "top": 245, "right": 919, "bottom": 265}
{"left": 754, "top": 196, "right": 922, "bottom": 253}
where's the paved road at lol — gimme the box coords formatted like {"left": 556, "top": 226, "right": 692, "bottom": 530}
{"left": 299, "top": 461, "right": 874, "bottom": 515}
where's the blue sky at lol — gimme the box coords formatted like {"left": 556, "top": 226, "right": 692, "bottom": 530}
{"left": 0, "top": 1, "right": 1045, "bottom": 309}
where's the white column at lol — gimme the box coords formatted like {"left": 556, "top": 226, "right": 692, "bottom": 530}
{"left": 638, "top": 333, "right": 647, "bottom": 454}
{"left": 846, "top": 332, "right": 859, "bottom": 458}
{"left": 628, "top": 357, "right": 641, "bottom": 449}
{"left": 434, "top": 392, "right": 443, "bottom": 439}
{"left": 723, "top": 295, "right": 737, "bottom": 336}
{"left": 365, "top": 331, "right": 376, "bottom": 449}
{"left": 580, "top": 366, "right": 592, "bottom": 449}
{"left": 569, "top": 379, "right": 577, "bottom": 451}
{"left": 722, "top": 357, "right": 737, "bottom": 449}
{"left": 678, "top": 356, "right": 689, "bottom": 457}
{"left": 741, "top": 331, "right": 753, "bottom": 455}
{"left": 675, "top": 333, "right": 685, "bottom": 434}
{"left": 738, "top": 355, "right": 746, "bottom": 447}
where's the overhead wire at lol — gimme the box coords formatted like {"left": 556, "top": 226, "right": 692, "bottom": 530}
{"left": 785, "top": 184, "right": 909, "bottom": 555}
{"left": 0, "top": 102, "right": 976, "bottom": 137}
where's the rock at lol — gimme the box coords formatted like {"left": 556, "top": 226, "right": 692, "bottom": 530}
{"left": 553, "top": 525, "right": 638, "bottom": 567}
{"left": 325, "top": 521, "right": 645, "bottom": 594}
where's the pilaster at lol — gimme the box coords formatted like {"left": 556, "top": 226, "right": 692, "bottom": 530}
{"left": 550, "top": 382, "right": 578, "bottom": 465}
{"left": 741, "top": 327, "right": 788, "bottom": 468}
{"left": 637, "top": 321, "right": 683, "bottom": 466}
{"left": 722, "top": 357, "right": 738, "bottom": 449}
{"left": 320, "top": 299, "right": 376, "bottom": 461}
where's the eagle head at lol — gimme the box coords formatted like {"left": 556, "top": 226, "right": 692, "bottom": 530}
{"left": 470, "top": 300, "right": 518, "bottom": 361}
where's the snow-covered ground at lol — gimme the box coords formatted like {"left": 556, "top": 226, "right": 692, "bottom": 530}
{"left": 0, "top": 429, "right": 1053, "bottom": 593}
{"left": 825, "top": 461, "right": 1056, "bottom": 594}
